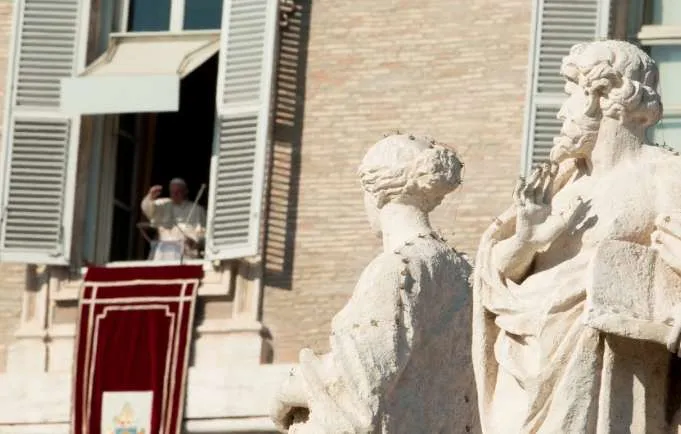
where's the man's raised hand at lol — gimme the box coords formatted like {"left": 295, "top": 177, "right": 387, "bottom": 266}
{"left": 148, "top": 185, "right": 162, "bottom": 199}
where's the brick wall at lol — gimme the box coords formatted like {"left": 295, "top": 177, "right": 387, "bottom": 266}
{"left": 0, "top": 1, "right": 8, "bottom": 126}
{"left": 262, "top": 2, "right": 533, "bottom": 429}
{"left": 0, "top": 0, "right": 23, "bottom": 371}
{"left": 262, "top": 3, "right": 533, "bottom": 428}
{"left": 263, "top": 0, "right": 532, "bottom": 360}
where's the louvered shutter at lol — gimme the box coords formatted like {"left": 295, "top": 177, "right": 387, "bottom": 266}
{"left": 205, "top": 0, "right": 278, "bottom": 260}
{"left": 0, "top": 0, "right": 89, "bottom": 264}
{"left": 522, "top": 0, "right": 611, "bottom": 173}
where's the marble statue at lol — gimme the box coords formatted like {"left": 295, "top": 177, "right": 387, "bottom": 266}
{"left": 473, "top": 39, "right": 681, "bottom": 433}
{"left": 270, "top": 134, "right": 471, "bottom": 433}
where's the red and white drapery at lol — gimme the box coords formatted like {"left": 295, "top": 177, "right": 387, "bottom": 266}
{"left": 72, "top": 265, "right": 202, "bottom": 434}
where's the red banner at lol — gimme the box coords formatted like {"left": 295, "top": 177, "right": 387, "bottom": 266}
{"left": 72, "top": 265, "right": 202, "bottom": 434}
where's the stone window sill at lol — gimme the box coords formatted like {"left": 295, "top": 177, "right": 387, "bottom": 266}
{"left": 52, "top": 260, "right": 235, "bottom": 301}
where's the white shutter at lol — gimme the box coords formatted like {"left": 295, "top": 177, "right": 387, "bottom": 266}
{"left": 0, "top": 0, "right": 90, "bottom": 264}
{"left": 205, "top": 0, "right": 278, "bottom": 261}
{"left": 522, "top": 0, "right": 611, "bottom": 173}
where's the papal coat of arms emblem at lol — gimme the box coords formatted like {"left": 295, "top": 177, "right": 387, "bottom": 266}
{"left": 106, "top": 402, "right": 146, "bottom": 434}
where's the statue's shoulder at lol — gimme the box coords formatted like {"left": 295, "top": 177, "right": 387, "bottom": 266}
{"left": 637, "top": 146, "right": 681, "bottom": 209}
{"left": 641, "top": 144, "right": 681, "bottom": 168}
{"left": 390, "top": 237, "right": 471, "bottom": 279}
{"left": 633, "top": 145, "right": 681, "bottom": 184}
{"left": 361, "top": 251, "right": 405, "bottom": 286}
{"left": 371, "top": 237, "right": 471, "bottom": 284}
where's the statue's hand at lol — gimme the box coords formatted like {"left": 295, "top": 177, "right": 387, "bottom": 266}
{"left": 271, "top": 400, "right": 309, "bottom": 432}
{"left": 651, "top": 212, "right": 681, "bottom": 275}
{"left": 513, "top": 162, "right": 584, "bottom": 248}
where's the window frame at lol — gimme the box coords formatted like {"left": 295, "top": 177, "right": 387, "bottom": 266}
{"left": 82, "top": 0, "right": 221, "bottom": 266}
{"left": 85, "top": 113, "right": 212, "bottom": 265}
{"left": 637, "top": 0, "right": 681, "bottom": 44}
{"left": 117, "top": 0, "right": 217, "bottom": 33}
{"left": 83, "top": 114, "right": 136, "bottom": 265}
{"left": 109, "top": 119, "right": 144, "bottom": 261}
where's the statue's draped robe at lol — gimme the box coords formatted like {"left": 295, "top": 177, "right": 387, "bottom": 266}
{"left": 291, "top": 237, "right": 470, "bottom": 433}
{"left": 472, "top": 162, "right": 676, "bottom": 434}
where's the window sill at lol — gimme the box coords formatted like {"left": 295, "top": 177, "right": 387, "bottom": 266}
{"left": 54, "top": 259, "right": 234, "bottom": 301}
{"left": 663, "top": 105, "right": 681, "bottom": 117}
{"left": 103, "top": 258, "right": 211, "bottom": 268}
{"left": 638, "top": 25, "right": 681, "bottom": 45}
{"left": 109, "top": 29, "right": 220, "bottom": 40}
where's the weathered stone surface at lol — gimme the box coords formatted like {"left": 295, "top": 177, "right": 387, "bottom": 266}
{"left": 271, "top": 135, "right": 472, "bottom": 433}
{"left": 474, "top": 40, "right": 681, "bottom": 433}
{"left": 0, "top": 364, "right": 294, "bottom": 433}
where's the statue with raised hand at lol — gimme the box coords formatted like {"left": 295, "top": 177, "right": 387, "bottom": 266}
{"left": 473, "top": 40, "right": 681, "bottom": 433}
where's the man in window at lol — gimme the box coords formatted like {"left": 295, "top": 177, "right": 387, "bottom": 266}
{"left": 141, "top": 178, "right": 207, "bottom": 260}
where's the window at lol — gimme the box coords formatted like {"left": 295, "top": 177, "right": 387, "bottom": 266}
{"left": 648, "top": 47, "right": 681, "bottom": 149}
{"left": 0, "top": 0, "right": 279, "bottom": 267}
{"left": 636, "top": 0, "right": 681, "bottom": 151}
{"left": 184, "top": 0, "right": 224, "bottom": 30}
{"left": 79, "top": 0, "right": 279, "bottom": 265}
{"left": 124, "top": 0, "right": 224, "bottom": 32}
{"left": 93, "top": 56, "right": 217, "bottom": 263}
{"left": 128, "top": 0, "right": 172, "bottom": 32}
{"left": 649, "top": 0, "right": 681, "bottom": 25}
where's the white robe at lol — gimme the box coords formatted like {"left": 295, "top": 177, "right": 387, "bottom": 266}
{"left": 140, "top": 196, "right": 207, "bottom": 259}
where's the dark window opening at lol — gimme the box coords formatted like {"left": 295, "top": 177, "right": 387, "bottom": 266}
{"left": 109, "top": 114, "right": 140, "bottom": 262}
{"left": 108, "top": 54, "right": 218, "bottom": 262}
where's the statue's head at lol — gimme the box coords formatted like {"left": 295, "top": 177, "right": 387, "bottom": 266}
{"left": 358, "top": 134, "right": 463, "bottom": 235}
{"left": 551, "top": 40, "right": 662, "bottom": 163}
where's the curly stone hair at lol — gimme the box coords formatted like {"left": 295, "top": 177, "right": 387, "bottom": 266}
{"left": 358, "top": 134, "right": 463, "bottom": 213}
{"left": 560, "top": 40, "right": 662, "bottom": 129}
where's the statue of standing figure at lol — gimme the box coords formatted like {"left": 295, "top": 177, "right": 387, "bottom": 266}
{"left": 473, "top": 40, "right": 681, "bottom": 433}
{"left": 270, "top": 134, "right": 471, "bottom": 433}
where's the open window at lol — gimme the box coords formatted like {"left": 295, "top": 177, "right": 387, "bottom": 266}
{"left": 87, "top": 55, "right": 217, "bottom": 264}
{"left": 1, "top": 0, "right": 279, "bottom": 267}
{"left": 71, "top": 0, "right": 279, "bottom": 267}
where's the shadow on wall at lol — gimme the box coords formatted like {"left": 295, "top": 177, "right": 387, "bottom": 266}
{"left": 263, "top": 0, "right": 312, "bottom": 291}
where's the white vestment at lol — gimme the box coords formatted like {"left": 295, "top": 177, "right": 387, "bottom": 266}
{"left": 140, "top": 196, "right": 207, "bottom": 259}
